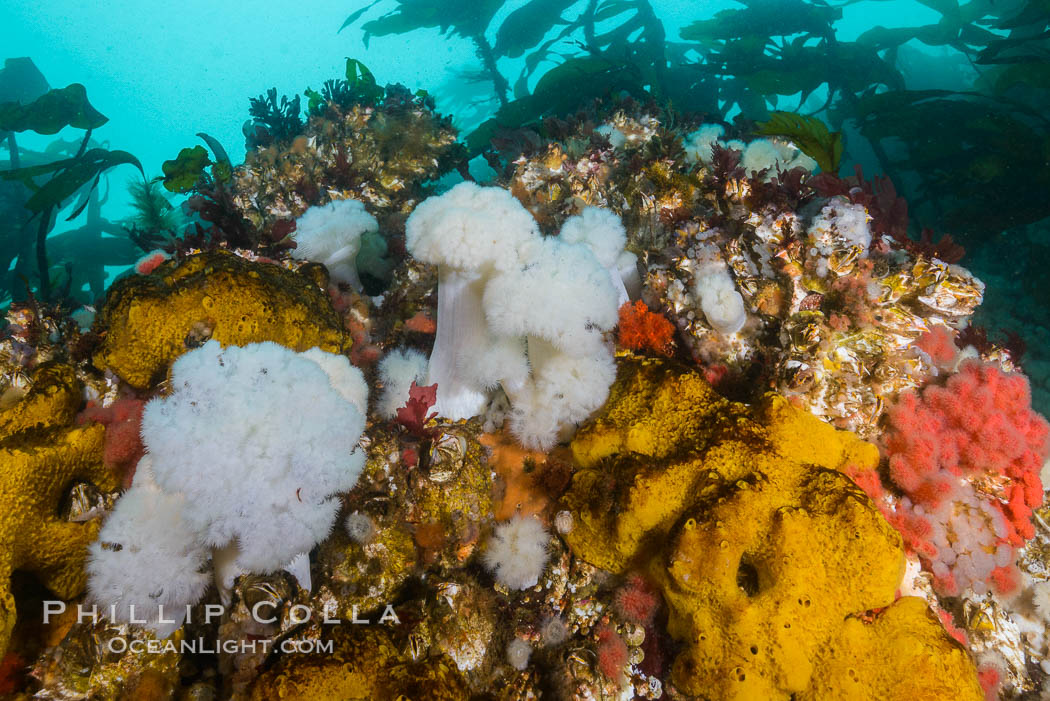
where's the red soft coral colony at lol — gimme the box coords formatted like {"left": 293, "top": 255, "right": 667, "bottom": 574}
{"left": 617, "top": 300, "right": 676, "bottom": 357}
{"left": 878, "top": 358, "right": 1049, "bottom": 596}
{"left": 77, "top": 398, "right": 146, "bottom": 488}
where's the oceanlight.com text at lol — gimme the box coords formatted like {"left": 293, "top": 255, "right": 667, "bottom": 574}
{"left": 105, "top": 637, "right": 335, "bottom": 655}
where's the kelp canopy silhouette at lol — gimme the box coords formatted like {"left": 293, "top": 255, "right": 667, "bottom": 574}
{"left": 680, "top": 0, "right": 904, "bottom": 119}
{"left": 342, "top": 0, "right": 719, "bottom": 152}
{"left": 0, "top": 59, "right": 143, "bottom": 306}
{"left": 840, "top": 0, "right": 1050, "bottom": 238}
{"left": 342, "top": 0, "right": 1050, "bottom": 246}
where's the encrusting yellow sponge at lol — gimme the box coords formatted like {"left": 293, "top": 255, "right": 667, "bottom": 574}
{"left": 0, "top": 363, "right": 119, "bottom": 655}
{"left": 93, "top": 250, "right": 347, "bottom": 389}
{"left": 562, "top": 354, "right": 983, "bottom": 700}
{"left": 249, "top": 627, "right": 468, "bottom": 700}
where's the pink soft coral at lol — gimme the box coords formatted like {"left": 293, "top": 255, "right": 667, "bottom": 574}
{"left": 877, "top": 359, "right": 1049, "bottom": 596}
{"left": 77, "top": 398, "right": 146, "bottom": 488}
{"left": 916, "top": 325, "right": 957, "bottom": 368}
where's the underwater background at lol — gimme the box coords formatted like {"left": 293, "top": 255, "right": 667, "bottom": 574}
{"left": 3, "top": 1, "right": 1050, "bottom": 699}
{"left": 3, "top": 0, "right": 1048, "bottom": 414}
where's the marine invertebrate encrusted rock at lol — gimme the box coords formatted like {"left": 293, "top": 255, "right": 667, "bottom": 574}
{"left": 648, "top": 208, "right": 986, "bottom": 437}
{"left": 92, "top": 250, "right": 347, "bottom": 389}
{"left": 507, "top": 105, "right": 699, "bottom": 238}
{"left": 314, "top": 511, "right": 416, "bottom": 618}
{"left": 500, "top": 104, "right": 989, "bottom": 438}
{"left": 32, "top": 620, "right": 185, "bottom": 700}
{"left": 0, "top": 363, "right": 119, "bottom": 655}
{"left": 231, "top": 90, "right": 461, "bottom": 233}
{"left": 406, "top": 420, "right": 492, "bottom": 570}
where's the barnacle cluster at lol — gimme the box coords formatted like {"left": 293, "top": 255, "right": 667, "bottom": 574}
{"left": 231, "top": 87, "right": 462, "bottom": 233}
{"left": 503, "top": 105, "right": 987, "bottom": 437}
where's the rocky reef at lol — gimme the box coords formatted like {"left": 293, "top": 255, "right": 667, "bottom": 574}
{"left": 1, "top": 85, "right": 1047, "bottom": 701}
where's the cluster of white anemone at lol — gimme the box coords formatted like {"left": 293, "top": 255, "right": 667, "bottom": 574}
{"left": 404, "top": 182, "right": 636, "bottom": 450}
{"left": 87, "top": 340, "right": 368, "bottom": 633}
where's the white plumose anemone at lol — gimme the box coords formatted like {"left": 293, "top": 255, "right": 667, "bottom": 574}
{"left": 405, "top": 183, "right": 626, "bottom": 449}
{"left": 376, "top": 347, "right": 430, "bottom": 417}
{"left": 290, "top": 198, "right": 378, "bottom": 290}
{"left": 88, "top": 341, "right": 368, "bottom": 631}
{"left": 482, "top": 514, "right": 551, "bottom": 590}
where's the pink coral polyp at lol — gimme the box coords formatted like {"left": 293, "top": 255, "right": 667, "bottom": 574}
{"left": 916, "top": 326, "right": 957, "bottom": 368}
{"left": 880, "top": 359, "right": 1049, "bottom": 596}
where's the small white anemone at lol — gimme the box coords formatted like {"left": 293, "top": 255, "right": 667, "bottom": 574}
{"left": 692, "top": 245, "right": 747, "bottom": 335}
{"left": 345, "top": 512, "right": 376, "bottom": 544}
{"left": 540, "top": 614, "right": 569, "bottom": 646}
{"left": 376, "top": 347, "right": 429, "bottom": 418}
{"left": 291, "top": 198, "right": 377, "bottom": 291}
{"left": 506, "top": 637, "right": 532, "bottom": 670}
{"left": 483, "top": 514, "right": 550, "bottom": 590}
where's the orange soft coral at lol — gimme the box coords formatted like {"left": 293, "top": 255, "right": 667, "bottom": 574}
{"left": 617, "top": 301, "right": 674, "bottom": 356}
{"left": 481, "top": 430, "right": 571, "bottom": 521}
{"left": 404, "top": 311, "right": 436, "bottom": 334}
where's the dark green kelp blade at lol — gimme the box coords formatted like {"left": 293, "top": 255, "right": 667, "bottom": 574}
{"left": 0, "top": 83, "right": 107, "bottom": 135}
{"left": 161, "top": 145, "right": 211, "bottom": 193}
{"left": 11, "top": 149, "right": 142, "bottom": 214}
{"left": 755, "top": 111, "right": 843, "bottom": 173}
{"left": 0, "top": 57, "right": 49, "bottom": 106}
